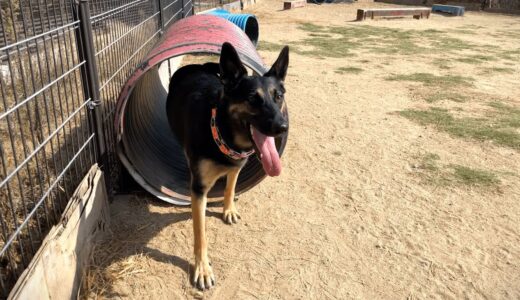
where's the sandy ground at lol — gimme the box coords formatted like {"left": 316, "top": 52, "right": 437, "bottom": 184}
{"left": 83, "top": 1, "right": 520, "bottom": 299}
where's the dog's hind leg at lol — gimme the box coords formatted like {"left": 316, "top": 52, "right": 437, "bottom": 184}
{"left": 223, "top": 167, "right": 241, "bottom": 224}
{"left": 191, "top": 159, "right": 227, "bottom": 290}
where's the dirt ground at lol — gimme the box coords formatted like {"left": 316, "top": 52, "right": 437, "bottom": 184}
{"left": 83, "top": 1, "right": 520, "bottom": 299}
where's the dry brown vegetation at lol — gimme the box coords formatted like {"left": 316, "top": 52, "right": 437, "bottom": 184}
{"left": 0, "top": 26, "right": 96, "bottom": 291}
{"left": 80, "top": 1, "right": 519, "bottom": 298}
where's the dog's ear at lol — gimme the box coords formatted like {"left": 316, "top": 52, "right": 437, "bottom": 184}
{"left": 220, "top": 42, "right": 247, "bottom": 86}
{"left": 265, "top": 46, "right": 289, "bottom": 81}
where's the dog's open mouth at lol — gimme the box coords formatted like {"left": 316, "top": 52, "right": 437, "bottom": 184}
{"left": 250, "top": 126, "right": 282, "bottom": 177}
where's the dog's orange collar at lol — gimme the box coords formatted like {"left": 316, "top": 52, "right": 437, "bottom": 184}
{"left": 211, "top": 108, "right": 255, "bottom": 160}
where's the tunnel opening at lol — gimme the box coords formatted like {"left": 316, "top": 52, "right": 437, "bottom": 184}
{"left": 114, "top": 15, "right": 288, "bottom": 205}
{"left": 244, "top": 17, "right": 259, "bottom": 46}
{"left": 116, "top": 56, "right": 287, "bottom": 205}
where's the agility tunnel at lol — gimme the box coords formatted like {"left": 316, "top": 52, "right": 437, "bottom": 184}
{"left": 115, "top": 15, "right": 288, "bottom": 205}
{"left": 205, "top": 9, "right": 259, "bottom": 46}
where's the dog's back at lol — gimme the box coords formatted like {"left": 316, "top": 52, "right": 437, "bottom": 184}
{"left": 166, "top": 63, "right": 222, "bottom": 147}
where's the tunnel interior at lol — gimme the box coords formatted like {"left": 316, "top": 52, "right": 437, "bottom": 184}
{"left": 117, "top": 56, "right": 287, "bottom": 205}
{"left": 244, "top": 17, "right": 259, "bottom": 46}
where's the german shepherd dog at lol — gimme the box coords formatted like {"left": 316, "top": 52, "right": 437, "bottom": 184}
{"left": 166, "top": 42, "right": 289, "bottom": 289}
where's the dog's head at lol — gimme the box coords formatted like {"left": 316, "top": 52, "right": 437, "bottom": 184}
{"left": 219, "top": 42, "right": 289, "bottom": 137}
{"left": 219, "top": 42, "right": 289, "bottom": 176}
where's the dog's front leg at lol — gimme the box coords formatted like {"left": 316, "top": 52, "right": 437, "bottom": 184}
{"left": 191, "top": 160, "right": 223, "bottom": 289}
{"left": 223, "top": 167, "right": 241, "bottom": 224}
{"left": 191, "top": 191, "right": 214, "bottom": 290}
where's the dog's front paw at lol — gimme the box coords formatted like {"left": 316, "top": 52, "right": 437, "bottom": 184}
{"left": 223, "top": 208, "right": 241, "bottom": 224}
{"left": 193, "top": 257, "right": 215, "bottom": 290}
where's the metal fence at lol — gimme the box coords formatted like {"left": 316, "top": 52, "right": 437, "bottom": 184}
{"left": 0, "top": 0, "right": 229, "bottom": 295}
{"left": 194, "top": 0, "right": 237, "bottom": 13}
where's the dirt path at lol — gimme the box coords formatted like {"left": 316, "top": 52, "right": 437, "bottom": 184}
{"left": 83, "top": 2, "right": 520, "bottom": 299}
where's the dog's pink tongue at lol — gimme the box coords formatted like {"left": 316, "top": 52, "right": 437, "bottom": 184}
{"left": 251, "top": 128, "right": 282, "bottom": 176}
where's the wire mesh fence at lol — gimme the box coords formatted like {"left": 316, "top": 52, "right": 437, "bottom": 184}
{"left": 0, "top": 0, "right": 97, "bottom": 295}
{"left": 90, "top": 0, "right": 164, "bottom": 192}
{"left": 0, "top": 0, "right": 234, "bottom": 295}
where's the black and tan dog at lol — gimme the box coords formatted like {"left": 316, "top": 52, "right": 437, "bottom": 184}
{"left": 166, "top": 42, "right": 289, "bottom": 289}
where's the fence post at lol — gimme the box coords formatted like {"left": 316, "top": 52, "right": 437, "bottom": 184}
{"left": 158, "top": 0, "right": 165, "bottom": 31}
{"left": 73, "top": 0, "right": 110, "bottom": 179}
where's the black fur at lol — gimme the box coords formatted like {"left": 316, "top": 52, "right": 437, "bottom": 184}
{"left": 165, "top": 42, "right": 289, "bottom": 290}
{"left": 166, "top": 42, "right": 289, "bottom": 194}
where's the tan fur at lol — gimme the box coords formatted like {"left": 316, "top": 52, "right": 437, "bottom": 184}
{"left": 281, "top": 99, "right": 287, "bottom": 112}
{"left": 191, "top": 193, "right": 207, "bottom": 257}
{"left": 191, "top": 159, "right": 229, "bottom": 288}
{"left": 223, "top": 168, "right": 241, "bottom": 224}
{"left": 228, "top": 103, "right": 250, "bottom": 116}
{"left": 256, "top": 87, "right": 265, "bottom": 98}
{"left": 198, "top": 159, "right": 228, "bottom": 188}
{"left": 233, "top": 134, "right": 253, "bottom": 149}
{"left": 227, "top": 104, "right": 254, "bottom": 148}
{"left": 269, "top": 87, "right": 276, "bottom": 97}
{"left": 191, "top": 192, "right": 214, "bottom": 289}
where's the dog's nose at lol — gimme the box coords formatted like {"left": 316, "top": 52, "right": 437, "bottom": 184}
{"left": 274, "top": 122, "right": 288, "bottom": 135}
{"left": 271, "top": 119, "right": 288, "bottom": 136}
{"left": 279, "top": 123, "right": 288, "bottom": 133}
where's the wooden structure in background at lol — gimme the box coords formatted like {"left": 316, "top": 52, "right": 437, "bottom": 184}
{"left": 284, "top": 0, "right": 306, "bottom": 10}
{"left": 357, "top": 7, "right": 431, "bottom": 20}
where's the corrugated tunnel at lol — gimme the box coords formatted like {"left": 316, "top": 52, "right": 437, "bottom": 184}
{"left": 115, "top": 15, "right": 288, "bottom": 205}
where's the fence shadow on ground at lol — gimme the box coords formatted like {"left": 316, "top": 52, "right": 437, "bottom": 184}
{"left": 81, "top": 194, "right": 224, "bottom": 298}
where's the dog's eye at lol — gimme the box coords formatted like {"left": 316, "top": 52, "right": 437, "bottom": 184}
{"left": 274, "top": 92, "right": 283, "bottom": 102}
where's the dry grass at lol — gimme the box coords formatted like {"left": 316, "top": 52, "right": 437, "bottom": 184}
{"left": 292, "top": 22, "right": 483, "bottom": 57}
{"left": 386, "top": 73, "right": 474, "bottom": 88}
{"left": 412, "top": 153, "right": 502, "bottom": 188}
{"left": 0, "top": 14, "right": 158, "bottom": 293}
{"left": 1, "top": 50, "right": 89, "bottom": 202}
{"left": 81, "top": 243, "right": 149, "bottom": 299}
{"left": 478, "top": 66, "right": 515, "bottom": 75}
{"left": 335, "top": 66, "right": 363, "bottom": 74}
{"left": 399, "top": 105, "right": 520, "bottom": 150}
{"left": 257, "top": 41, "right": 286, "bottom": 52}
{"left": 421, "top": 91, "right": 468, "bottom": 103}
{"left": 0, "top": 40, "right": 94, "bottom": 289}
